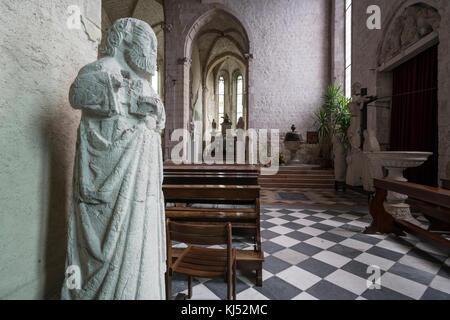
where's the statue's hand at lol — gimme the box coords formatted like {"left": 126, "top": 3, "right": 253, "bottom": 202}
{"left": 137, "top": 96, "right": 162, "bottom": 117}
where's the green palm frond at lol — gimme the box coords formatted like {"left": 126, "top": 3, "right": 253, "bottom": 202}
{"left": 313, "top": 84, "right": 352, "bottom": 154}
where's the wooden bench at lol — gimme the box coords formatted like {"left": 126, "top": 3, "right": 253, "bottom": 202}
{"left": 163, "top": 164, "right": 259, "bottom": 186}
{"left": 365, "top": 178, "right": 450, "bottom": 254}
{"left": 162, "top": 165, "right": 264, "bottom": 286}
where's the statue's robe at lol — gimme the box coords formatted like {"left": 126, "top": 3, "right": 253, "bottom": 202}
{"left": 61, "top": 58, "right": 166, "bottom": 300}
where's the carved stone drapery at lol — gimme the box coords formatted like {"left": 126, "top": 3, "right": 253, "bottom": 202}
{"left": 379, "top": 3, "right": 440, "bottom": 65}
{"left": 62, "top": 18, "right": 166, "bottom": 300}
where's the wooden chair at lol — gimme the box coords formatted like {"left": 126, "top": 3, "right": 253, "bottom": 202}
{"left": 165, "top": 219, "right": 237, "bottom": 300}
{"left": 163, "top": 183, "right": 264, "bottom": 286}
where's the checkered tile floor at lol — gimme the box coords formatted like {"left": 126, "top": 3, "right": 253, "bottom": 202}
{"left": 171, "top": 205, "right": 450, "bottom": 300}
{"left": 261, "top": 189, "right": 369, "bottom": 207}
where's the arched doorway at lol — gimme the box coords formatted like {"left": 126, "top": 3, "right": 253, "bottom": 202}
{"left": 184, "top": 9, "right": 251, "bottom": 153}
{"left": 376, "top": 1, "right": 441, "bottom": 186}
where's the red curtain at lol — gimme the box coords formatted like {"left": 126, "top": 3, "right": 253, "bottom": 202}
{"left": 390, "top": 45, "right": 438, "bottom": 187}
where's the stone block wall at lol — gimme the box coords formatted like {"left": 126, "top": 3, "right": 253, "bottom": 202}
{"left": 163, "top": 0, "right": 332, "bottom": 155}
{"left": 0, "top": 0, "right": 101, "bottom": 299}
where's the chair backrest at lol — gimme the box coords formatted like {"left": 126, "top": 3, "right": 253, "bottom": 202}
{"left": 167, "top": 220, "right": 231, "bottom": 246}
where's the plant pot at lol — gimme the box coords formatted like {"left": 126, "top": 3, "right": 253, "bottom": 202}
{"left": 332, "top": 135, "right": 347, "bottom": 181}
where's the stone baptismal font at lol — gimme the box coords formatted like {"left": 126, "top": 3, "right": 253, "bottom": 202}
{"left": 365, "top": 151, "right": 432, "bottom": 224}
{"left": 61, "top": 18, "right": 166, "bottom": 300}
{"left": 284, "top": 125, "right": 303, "bottom": 164}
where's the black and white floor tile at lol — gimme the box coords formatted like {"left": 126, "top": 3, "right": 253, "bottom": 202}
{"left": 171, "top": 206, "right": 450, "bottom": 300}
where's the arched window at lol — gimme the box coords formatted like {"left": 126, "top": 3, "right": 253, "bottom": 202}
{"left": 218, "top": 76, "right": 225, "bottom": 129}
{"left": 345, "top": 0, "right": 352, "bottom": 98}
{"left": 236, "top": 75, "right": 243, "bottom": 121}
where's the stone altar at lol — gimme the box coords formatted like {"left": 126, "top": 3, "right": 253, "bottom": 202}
{"left": 61, "top": 18, "right": 166, "bottom": 300}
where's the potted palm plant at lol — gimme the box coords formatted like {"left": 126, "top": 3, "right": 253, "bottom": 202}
{"left": 314, "top": 107, "right": 331, "bottom": 168}
{"left": 314, "top": 85, "right": 351, "bottom": 170}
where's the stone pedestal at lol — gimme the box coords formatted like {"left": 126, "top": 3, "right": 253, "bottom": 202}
{"left": 383, "top": 167, "right": 413, "bottom": 221}
{"left": 284, "top": 141, "right": 303, "bottom": 164}
{"left": 366, "top": 151, "right": 432, "bottom": 224}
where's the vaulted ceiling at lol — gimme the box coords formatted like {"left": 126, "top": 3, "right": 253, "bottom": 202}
{"left": 102, "top": 0, "right": 164, "bottom": 22}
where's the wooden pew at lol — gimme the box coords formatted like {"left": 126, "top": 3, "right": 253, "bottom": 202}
{"left": 163, "top": 164, "right": 259, "bottom": 185}
{"left": 365, "top": 178, "right": 450, "bottom": 254}
{"left": 162, "top": 165, "right": 264, "bottom": 286}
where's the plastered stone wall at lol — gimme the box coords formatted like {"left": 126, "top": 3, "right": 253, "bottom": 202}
{"left": 351, "top": 0, "right": 450, "bottom": 183}
{"left": 331, "top": 0, "right": 346, "bottom": 87}
{"left": 0, "top": 0, "right": 101, "bottom": 299}
{"left": 164, "top": 0, "right": 331, "bottom": 154}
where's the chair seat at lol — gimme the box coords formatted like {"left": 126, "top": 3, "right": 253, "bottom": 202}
{"left": 166, "top": 220, "right": 237, "bottom": 300}
{"left": 172, "top": 246, "right": 232, "bottom": 278}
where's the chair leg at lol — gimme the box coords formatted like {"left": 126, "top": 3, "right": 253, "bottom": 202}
{"left": 188, "top": 276, "right": 193, "bottom": 299}
{"left": 165, "top": 272, "right": 172, "bottom": 300}
{"left": 233, "top": 260, "right": 237, "bottom": 300}
{"left": 227, "top": 270, "right": 232, "bottom": 300}
{"left": 256, "top": 263, "right": 263, "bottom": 287}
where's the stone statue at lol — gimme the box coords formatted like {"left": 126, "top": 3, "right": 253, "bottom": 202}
{"left": 346, "top": 83, "right": 363, "bottom": 186}
{"left": 401, "top": 13, "right": 420, "bottom": 48}
{"left": 61, "top": 18, "right": 166, "bottom": 300}
{"left": 363, "top": 129, "right": 381, "bottom": 152}
{"left": 221, "top": 113, "right": 232, "bottom": 136}
{"left": 236, "top": 117, "right": 245, "bottom": 130}
{"left": 362, "top": 130, "right": 382, "bottom": 192}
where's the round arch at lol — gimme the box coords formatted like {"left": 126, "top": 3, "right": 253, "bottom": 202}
{"left": 204, "top": 52, "right": 246, "bottom": 85}
{"left": 376, "top": 0, "right": 441, "bottom": 67}
{"left": 181, "top": 7, "right": 253, "bottom": 136}
{"left": 373, "top": 0, "right": 444, "bottom": 184}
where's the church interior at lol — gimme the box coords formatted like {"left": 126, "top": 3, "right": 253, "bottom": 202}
{"left": 1, "top": 0, "right": 450, "bottom": 300}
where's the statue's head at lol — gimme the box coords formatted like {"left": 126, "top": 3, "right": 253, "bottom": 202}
{"left": 351, "top": 82, "right": 362, "bottom": 97}
{"left": 103, "top": 18, "right": 157, "bottom": 77}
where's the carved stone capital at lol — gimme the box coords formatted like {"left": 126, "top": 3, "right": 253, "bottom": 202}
{"left": 178, "top": 57, "right": 193, "bottom": 66}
